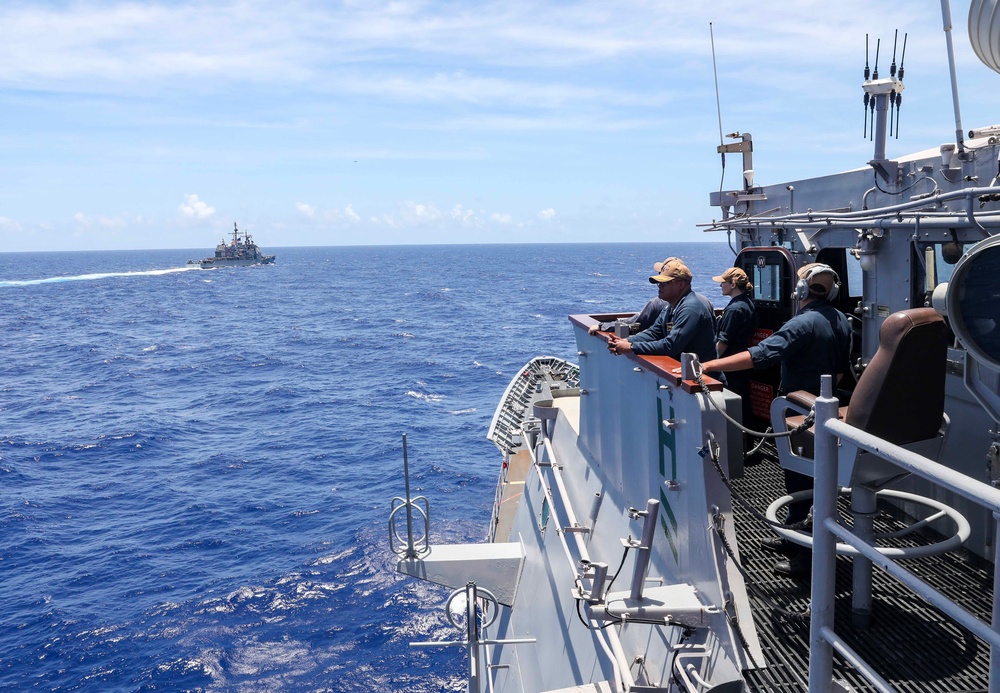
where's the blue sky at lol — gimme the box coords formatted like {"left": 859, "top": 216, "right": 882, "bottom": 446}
{"left": 1, "top": 0, "right": 998, "bottom": 252}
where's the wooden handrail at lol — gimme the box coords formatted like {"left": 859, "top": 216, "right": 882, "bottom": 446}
{"left": 569, "top": 314, "right": 724, "bottom": 394}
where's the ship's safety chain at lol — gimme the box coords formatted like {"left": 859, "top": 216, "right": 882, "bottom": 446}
{"left": 700, "top": 435, "right": 812, "bottom": 533}
{"left": 717, "top": 573, "right": 762, "bottom": 671}
{"left": 703, "top": 436, "right": 812, "bottom": 625}
{"left": 709, "top": 506, "right": 810, "bottom": 624}
{"left": 694, "top": 372, "right": 815, "bottom": 440}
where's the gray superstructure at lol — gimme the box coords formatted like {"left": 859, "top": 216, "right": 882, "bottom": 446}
{"left": 389, "top": 2, "right": 1000, "bottom": 691}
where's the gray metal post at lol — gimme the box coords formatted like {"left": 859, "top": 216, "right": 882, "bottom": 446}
{"left": 402, "top": 433, "right": 416, "bottom": 559}
{"left": 851, "top": 485, "right": 877, "bottom": 628}
{"left": 872, "top": 93, "right": 890, "bottom": 165}
{"left": 809, "top": 376, "right": 840, "bottom": 691}
{"left": 629, "top": 498, "right": 660, "bottom": 600}
{"left": 467, "top": 583, "right": 481, "bottom": 693}
{"left": 939, "top": 0, "right": 966, "bottom": 153}
{"left": 991, "top": 513, "right": 1000, "bottom": 693}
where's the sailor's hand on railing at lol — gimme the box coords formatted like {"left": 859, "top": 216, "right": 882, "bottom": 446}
{"left": 672, "top": 356, "right": 705, "bottom": 380}
{"left": 607, "top": 337, "right": 633, "bottom": 356}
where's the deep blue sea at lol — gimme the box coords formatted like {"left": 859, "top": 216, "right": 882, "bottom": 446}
{"left": 0, "top": 242, "right": 731, "bottom": 692}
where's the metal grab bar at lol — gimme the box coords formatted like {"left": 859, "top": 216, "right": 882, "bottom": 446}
{"left": 388, "top": 433, "right": 430, "bottom": 559}
{"left": 532, "top": 431, "right": 634, "bottom": 692}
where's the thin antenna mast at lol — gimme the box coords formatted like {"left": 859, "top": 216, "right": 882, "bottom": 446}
{"left": 896, "top": 33, "right": 907, "bottom": 138}
{"left": 940, "top": 0, "right": 966, "bottom": 154}
{"left": 710, "top": 22, "right": 726, "bottom": 193}
{"left": 863, "top": 34, "right": 871, "bottom": 137}
{"left": 889, "top": 30, "right": 899, "bottom": 137}
{"left": 869, "top": 38, "right": 881, "bottom": 140}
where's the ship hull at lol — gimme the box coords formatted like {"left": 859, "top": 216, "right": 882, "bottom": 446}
{"left": 199, "top": 255, "right": 276, "bottom": 268}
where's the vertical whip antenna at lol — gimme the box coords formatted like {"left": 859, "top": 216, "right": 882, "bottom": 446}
{"left": 869, "top": 38, "right": 881, "bottom": 140}
{"left": 710, "top": 22, "right": 726, "bottom": 193}
{"left": 864, "top": 34, "right": 871, "bottom": 138}
{"left": 889, "top": 30, "right": 898, "bottom": 137}
{"left": 890, "top": 29, "right": 899, "bottom": 77}
{"left": 865, "top": 34, "right": 871, "bottom": 80}
{"left": 899, "top": 32, "right": 907, "bottom": 80}
{"left": 889, "top": 29, "right": 899, "bottom": 138}
{"left": 896, "top": 33, "right": 908, "bottom": 138}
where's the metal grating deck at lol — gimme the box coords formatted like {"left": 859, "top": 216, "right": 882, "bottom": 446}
{"left": 729, "top": 445, "right": 995, "bottom": 692}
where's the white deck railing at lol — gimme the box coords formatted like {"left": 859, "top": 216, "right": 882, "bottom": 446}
{"left": 810, "top": 374, "right": 1000, "bottom": 693}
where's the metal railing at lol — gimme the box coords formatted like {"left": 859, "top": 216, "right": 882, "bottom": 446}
{"left": 809, "top": 375, "right": 1000, "bottom": 693}
{"left": 531, "top": 426, "right": 635, "bottom": 691}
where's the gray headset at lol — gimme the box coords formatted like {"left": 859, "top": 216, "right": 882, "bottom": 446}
{"left": 793, "top": 263, "right": 840, "bottom": 301}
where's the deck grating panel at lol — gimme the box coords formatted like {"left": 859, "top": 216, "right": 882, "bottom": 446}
{"left": 731, "top": 445, "right": 994, "bottom": 692}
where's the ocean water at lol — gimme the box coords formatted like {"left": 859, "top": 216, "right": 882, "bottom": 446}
{"left": 0, "top": 242, "right": 732, "bottom": 692}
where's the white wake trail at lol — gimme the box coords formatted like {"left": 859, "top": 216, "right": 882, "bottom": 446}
{"left": 0, "top": 265, "right": 203, "bottom": 287}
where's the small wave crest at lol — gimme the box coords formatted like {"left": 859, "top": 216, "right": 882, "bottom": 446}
{"left": 405, "top": 391, "right": 443, "bottom": 403}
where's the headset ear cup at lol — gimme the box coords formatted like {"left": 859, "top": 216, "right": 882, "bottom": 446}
{"left": 797, "top": 263, "right": 840, "bottom": 301}
{"left": 793, "top": 278, "right": 809, "bottom": 301}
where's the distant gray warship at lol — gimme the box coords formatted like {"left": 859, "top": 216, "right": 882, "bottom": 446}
{"left": 191, "top": 223, "right": 275, "bottom": 268}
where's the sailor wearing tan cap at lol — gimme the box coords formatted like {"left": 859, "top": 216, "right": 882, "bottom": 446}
{"left": 588, "top": 257, "right": 673, "bottom": 336}
{"left": 712, "top": 267, "right": 755, "bottom": 359}
{"left": 607, "top": 258, "right": 717, "bottom": 367}
{"left": 712, "top": 266, "right": 757, "bottom": 437}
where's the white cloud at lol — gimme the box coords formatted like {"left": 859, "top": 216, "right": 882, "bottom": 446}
{"left": 71, "top": 213, "right": 135, "bottom": 229}
{"left": 296, "top": 204, "right": 363, "bottom": 223}
{"left": 335, "top": 71, "right": 651, "bottom": 110}
{"left": 491, "top": 212, "right": 513, "bottom": 225}
{"left": 0, "top": 216, "right": 21, "bottom": 231}
{"left": 450, "top": 204, "right": 478, "bottom": 225}
{"left": 538, "top": 208, "right": 556, "bottom": 220}
{"left": 374, "top": 200, "right": 488, "bottom": 229}
{"left": 0, "top": 0, "right": 933, "bottom": 127}
{"left": 179, "top": 194, "right": 216, "bottom": 219}
{"left": 99, "top": 216, "right": 128, "bottom": 228}
{"left": 381, "top": 201, "right": 444, "bottom": 226}
{"left": 414, "top": 203, "right": 440, "bottom": 220}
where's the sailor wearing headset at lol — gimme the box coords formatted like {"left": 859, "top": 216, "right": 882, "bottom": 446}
{"left": 697, "top": 262, "right": 851, "bottom": 578}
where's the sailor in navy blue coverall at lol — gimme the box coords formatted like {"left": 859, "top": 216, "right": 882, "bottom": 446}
{"left": 606, "top": 258, "right": 716, "bottom": 367}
